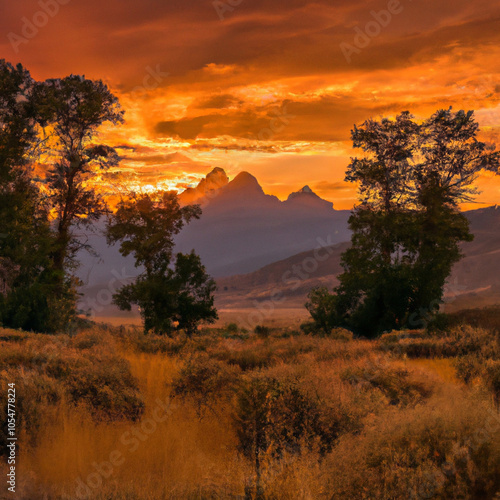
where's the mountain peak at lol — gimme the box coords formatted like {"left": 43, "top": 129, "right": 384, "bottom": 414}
{"left": 204, "top": 167, "right": 229, "bottom": 190}
{"left": 179, "top": 167, "right": 229, "bottom": 205}
{"left": 285, "top": 185, "right": 333, "bottom": 210}
{"left": 232, "top": 171, "right": 260, "bottom": 186}
{"left": 224, "top": 171, "right": 265, "bottom": 194}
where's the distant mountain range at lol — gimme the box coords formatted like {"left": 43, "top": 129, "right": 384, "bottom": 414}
{"left": 77, "top": 167, "right": 350, "bottom": 285}
{"left": 216, "top": 205, "right": 500, "bottom": 313}
{"left": 76, "top": 168, "right": 500, "bottom": 319}
{"left": 174, "top": 168, "right": 350, "bottom": 276}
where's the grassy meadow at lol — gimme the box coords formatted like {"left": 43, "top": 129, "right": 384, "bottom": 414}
{"left": 2, "top": 309, "right": 500, "bottom": 499}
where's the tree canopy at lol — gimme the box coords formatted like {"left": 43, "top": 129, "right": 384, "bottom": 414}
{"left": 306, "top": 109, "right": 500, "bottom": 337}
{"left": 107, "top": 192, "right": 218, "bottom": 335}
{"left": 0, "top": 61, "right": 124, "bottom": 332}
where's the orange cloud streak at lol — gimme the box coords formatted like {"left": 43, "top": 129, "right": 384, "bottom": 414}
{"left": 2, "top": 0, "right": 500, "bottom": 209}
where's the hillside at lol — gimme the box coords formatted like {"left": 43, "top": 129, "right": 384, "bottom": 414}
{"left": 216, "top": 206, "right": 500, "bottom": 311}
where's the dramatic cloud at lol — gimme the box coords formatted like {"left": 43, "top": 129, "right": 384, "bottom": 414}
{"left": 2, "top": 0, "right": 500, "bottom": 208}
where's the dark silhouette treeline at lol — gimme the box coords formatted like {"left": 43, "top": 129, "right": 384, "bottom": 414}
{"left": 0, "top": 60, "right": 216, "bottom": 334}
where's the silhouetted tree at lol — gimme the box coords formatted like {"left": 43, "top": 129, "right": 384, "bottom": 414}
{"left": 106, "top": 192, "right": 218, "bottom": 335}
{"left": 320, "top": 109, "right": 500, "bottom": 337}
{"left": 303, "top": 287, "right": 341, "bottom": 335}
{"left": 0, "top": 61, "right": 59, "bottom": 332}
{"left": 33, "top": 76, "right": 123, "bottom": 279}
{"left": 17, "top": 75, "right": 125, "bottom": 329}
{"left": 0, "top": 65, "right": 125, "bottom": 332}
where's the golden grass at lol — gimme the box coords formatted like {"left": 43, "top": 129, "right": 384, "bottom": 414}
{"left": 407, "top": 358, "right": 458, "bottom": 384}
{"left": 19, "top": 350, "right": 247, "bottom": 499}
{"left": 121, "top": 351, "right": 180, "bottom": 406}
{"left": 3, "top": 324, "right": 500, "bottom": 499}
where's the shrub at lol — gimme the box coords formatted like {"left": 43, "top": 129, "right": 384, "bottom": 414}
{"left": 384, "top": 326, "right": 499, "bottom": 360}
{"left": 341, "top": 363, "right": 435, "bottom": 406}
{"left": 213, "top": 347, "right": 277, "bottom": 371}
{"left": 66, "top": 357, "right": 144, "bottom": 420}
{"left": 0, "top": 370, "right": 63, "bottom": 452}
{"left": 255, "top": 325, "right": 270, "bottom": 338}
{"left": 379, "top": 331, "right": 400, "bottom": 345}
{"left": 330, "top": 328, "right": 353, "bottom": 342}
{"left": 226, "top": 323, "right": 239, "bottom": 334}
{"left": 233, "top": 374, "right": 343, "bottom": 477}
{"left": 426, "top": 312, "right": 452, "bottom": 333}
{"left": 73, "top": 330, "right": 102, "bottom": 350}
{"left": 0, "top": 331, "right": 145, "bottom": 426}
{"left": 131, "top": 334, "right": 186, "bottom": 355}
{"left": 324, "top": 393, "right": 500, "bottom": 499}
{"left": 483, "top": 360, "right": 500, "bottom": 406}
{"left": 300, "top": 321, "right": 317, "bottom": 335}
{"left": 455, "top": 355, "right": 481, "bottom": 385}
{"left": 172, "top": 354, "right": 241, "bottom": 411}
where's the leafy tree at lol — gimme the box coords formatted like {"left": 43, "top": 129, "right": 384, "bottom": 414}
{"left": 0, "top": 61, "right": 36, "bottom": 183}
{"left": 327, "top": 109, "right": 500, "bottom": 337}
{"left": 302, "top": 287, "right": 340, "bottom": 335}
{"left": 0, "top": 61, "right": 60, "bottom": 332}
{"left": 106, "top": 191, "right": 218, "bottom": 335}
{"left": 33, "top": 75, "right": 123, "bottom": 280}
{"left": 0, "top": 64, "right": 125, "bottom": 332}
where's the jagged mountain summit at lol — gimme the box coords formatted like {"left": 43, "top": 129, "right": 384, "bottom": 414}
{"left": 178, "top": 167, "right": 229, "bottom": 205}
{"left": 76, "top": 168, "right": 350, "bottom": 299}
{"left": 174, "top": 169, "right": 350, "bottom": 276}
{"left": 284, "top": 185, "right": 334, "bottom": 211}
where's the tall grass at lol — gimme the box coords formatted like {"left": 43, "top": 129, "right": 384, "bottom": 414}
{"left": 1, "top": 316, "right": 500, "bottom": 499}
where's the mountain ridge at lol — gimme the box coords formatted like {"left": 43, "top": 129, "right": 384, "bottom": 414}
{"left": 76, "top": 170, "right": 500, "bottom": 319}
{"left": 215, "top": 205, "right": 500, "bottom": 311}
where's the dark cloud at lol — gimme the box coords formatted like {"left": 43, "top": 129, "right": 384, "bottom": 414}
{"left": 193, "top": 94, "right": 244, "bottom": 109}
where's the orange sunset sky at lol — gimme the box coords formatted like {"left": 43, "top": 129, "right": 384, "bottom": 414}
{"left": 2, "top": 0, "right": 500, "bottom": 209}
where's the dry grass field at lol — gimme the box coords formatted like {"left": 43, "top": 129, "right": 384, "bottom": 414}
{"left": 1, "top": 309, "right": 500, "bottom": 499}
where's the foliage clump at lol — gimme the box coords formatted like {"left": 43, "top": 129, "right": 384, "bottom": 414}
{"left": 107, "top": 192, "right": 218, "bottom": 335}
{"left": 306, "top": 109, "right": 500, "bottom": 337}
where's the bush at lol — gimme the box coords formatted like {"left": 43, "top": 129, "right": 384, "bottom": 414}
{"left": 341, "top": 363, "right": 435, "bottom": 406}
{"left": 226, "top": 323, "right": 239, "bottom": 334}
{"left": 66, "top": 357, "right": 144, "bottom": 420}
{"left": 0, "top": 331, "right": 145, "bottom": 427}
{"left": 73, "top": 330, "right": 102, "bottom": 350}
{"left": 0, "top": 370, "right": 63, "bottom": 452}
{"left": 324, "top": 393, "right": 500, "bottom": 499}
{"left": 483, "top": 360, "right": 500, "bottom": 406}
{"left": 330, "top": 328, "right": 353, "bottom": 342}
{"left": 233, "top": 375, "right": 340, "bottom": 469}
{"left": 300, "top": 321, "right": 317, "bottom": 335}
{"left": 172, "top": 354, "right": 241, "bottom": 411}
{"left": 255, "top": 325, "right": 270, "bottom": 338}
{"left": 379, "top": 331, "right": 400, "bottom": 345}
{"left": 131, "top": 334, "right": 186, "bottom": 355}
{"left": 384, "top": 326, "right": 499, "bottom": 360}
{"left": 455, "top": 355, "right": 481, "bottom": 385}
{"left": 427, "top": 312, "right": 452, "bottom": 333}
{"left": 213, "top": 347, "right": 277, "bottom": 371}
